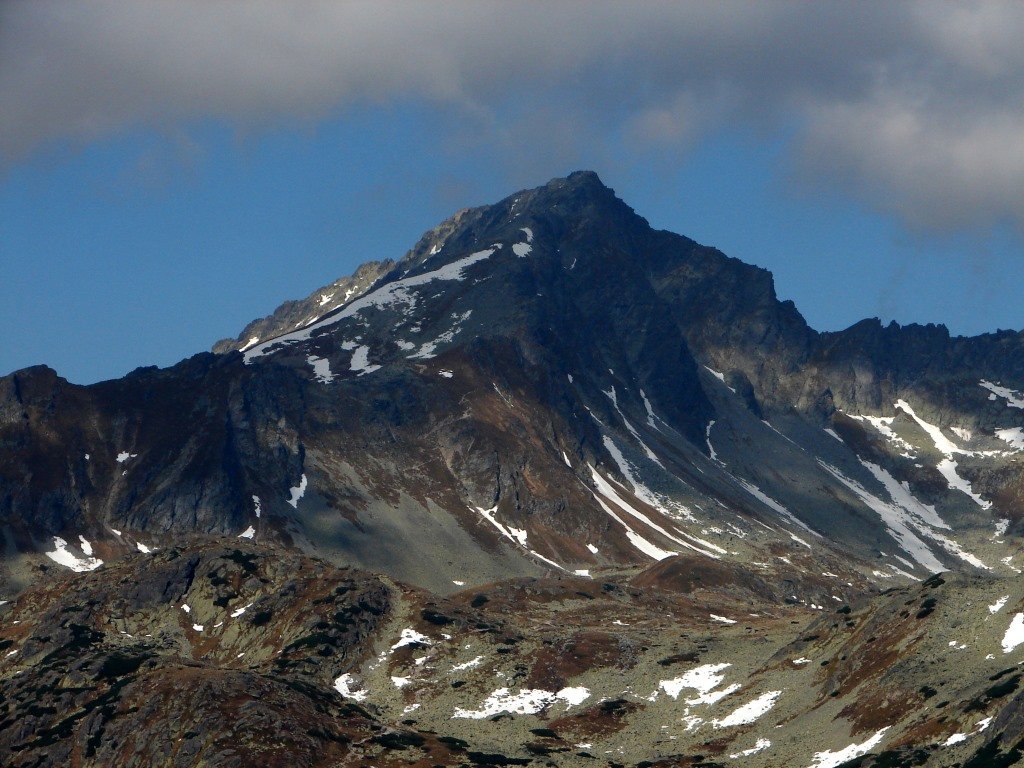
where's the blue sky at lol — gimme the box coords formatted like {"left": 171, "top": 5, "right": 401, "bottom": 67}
{"left": 3, "top": 3, "right": 1023, "bottom": 384}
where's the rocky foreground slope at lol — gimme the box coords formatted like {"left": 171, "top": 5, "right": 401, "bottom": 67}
{"left": 2, "top": 544, "right": 1023, "bottom": 766}
{"left": 2, "top": 172, "right": 1024, "bottom": 765}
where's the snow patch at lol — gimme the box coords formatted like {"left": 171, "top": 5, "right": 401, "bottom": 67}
{"left": 996, "top": 428, "right": 1024, "bottom": 451}
{"left": 349, "top": 345, "right": 380, "bottom": 375}
{"left": 453, "top": 686, "right": 589, "bottom": 718}
{"left": 44, "top": 536, "right": 102, "bottom": 572}
{"left": 333, "top": 673, "right": 368, "bottom": 701}
{"left": 713, "top": 690, "right": 781, "bottom": 728}
{"left": 306, "top": 355, "right": 335, "bottom": 383}
{"left": 391, "top": 628, "right": 432, "bottom": 650}
{"left": 819, "top": 461, "right": 945, "bottom": 572}
{"left": 287, "top": 474, "right": 307, "bottom": 508}
{"left": 730, "top": 738, "right": 771, "bottom": 759}
{"left": 808, "top": 728, "right": 889, "bottom": 768}
{"left": 980, "top": 380, "right": 1024, "bottom": 408}
{"left": 1001, "top": 613, "right": 1024, "bottom": 653}
{"left": 705, "top": 366, "right": 736, "bottom": 393}
{"left": 989, "top": 596, "right": 1009, "bottom": 614}
{"left": 245, "top": 247, "right": 495, "bottom": 361}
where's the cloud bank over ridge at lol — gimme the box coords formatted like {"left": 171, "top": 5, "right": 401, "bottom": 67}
{"left": 4, "top": 1, "right": 1024, "bottom": 234}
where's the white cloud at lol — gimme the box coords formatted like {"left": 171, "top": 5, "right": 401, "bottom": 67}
{"left": 3, "top": 1, "right": 1024, "bottom": 233}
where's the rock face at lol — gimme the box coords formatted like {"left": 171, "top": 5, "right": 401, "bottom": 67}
{"left": 2, "top": 171, "right": 1024, "bottom": 765}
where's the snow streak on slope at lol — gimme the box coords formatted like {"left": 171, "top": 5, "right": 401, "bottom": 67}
{"left": 244, "top": 248, "right": 495, "bottom": 362}
{"left": 473, "top": 505, "right": 564, "bottom": 571}
{"left": 603, "top": 387, "right": 663, "bottom": 467}
{"left": 732, "top": 476, "right": 819, "bottom": 545}
{"left": 895, "top": 399, "right": 991, "bottom": 509}
{"left": 844, "top": 413, "right": 916, "bottom": 456}
{"left": 980, "top": 380, "right": 1024, "bottom": 408}
{"left": 858, "top": 460, "right": 987, "bottom": 569}
{"left": 818, "top": 462, "right": 945, "bottom": 573}
{"left": 590, "top": 463, "right": 721, "bottom": 560}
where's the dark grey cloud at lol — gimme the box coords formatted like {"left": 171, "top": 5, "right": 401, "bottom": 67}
{"left": 3, "top": 1, "right": 1024, "bottom": 233}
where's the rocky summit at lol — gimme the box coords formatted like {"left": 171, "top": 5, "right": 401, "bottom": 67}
{"left": 2, "top": 171, "right": 1024, "bottom": 767}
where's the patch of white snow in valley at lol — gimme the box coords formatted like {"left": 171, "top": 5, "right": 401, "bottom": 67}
{"left": 230, "top": 603, "right": 252, "bottom": 618}
{"left": 659, "top": 663, "right": 733, "bottom": 702}
{"left": 391, "top": 676, "right": 411, "bottom": 688}
{"left": 520, "top": 226, "right": 533, "bottom": 243}
{"left": 238, "top": 526, "right": 255, "bottom": 539}
{"left": 252, "top": 495, "right": 262, "bottom": 518}
{"left": 136, "top": 542, "right": 153, "bottom": 554}
{"left": 823, "top": 428, "right": 843, "bottom": 442}
{"left": 452, "top": 655, "right": 484, "bottom": 671}
{"left": 980, "top": 380, "right": 1024, "bottom": 408}
{"left": 192, "top": 624, "right": 204, "bottom": 632}
{"left": 996, "top": 427, "right": 1024, "bottom": 451}
{"left": 116, "top": 452, "right": 137, "bottom": 463}
{"left": 287, "top": 474, "right": 307, "bottom": 508}
{"left": 44, "top": 537, "right": 102, "bottom": 572}
{"left": 306, "top": 355, "right": 335, "bottom": 383}
{"left": 730, "top": 739, "right": 771, "bottom": 758}
{"left": 240, "top": 336, "right": 261, "bottom": 351}
{"left": 989, "top": 596, "right": 1009, "bottom": 614}
{"left": 808, "top": 728, "right": 889, "bottom": 768}
{"left": 512, "top": 242, "right": 532, "bottom": 257}
{"left": 586, "top": 543, "right": 599, "bottom": 554}
{"left": 391, "top": 628, "right": 431, "bottom": 650}
{"left": 453, "top": 687, "right": 589, "bottom": 718}
{"left": 333, "top": 673, "right": 368, "bottom": 701}
{"left": 1001, "top": 613, "right": 1024, "bottom": 653}
{"left": 78, "top": 536, "right": 94, "bottom": 556}
{"left": 349, "top": 345, "right": 380, "bottom": 375}
{"left": 710, "top": 614, "right": 737, "bottom": 624}
{"left": 713, "top": 690, "right": 781, "bottom": 728}
{"left": 244, "top": 247, "right": 496, "bottom": 361}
